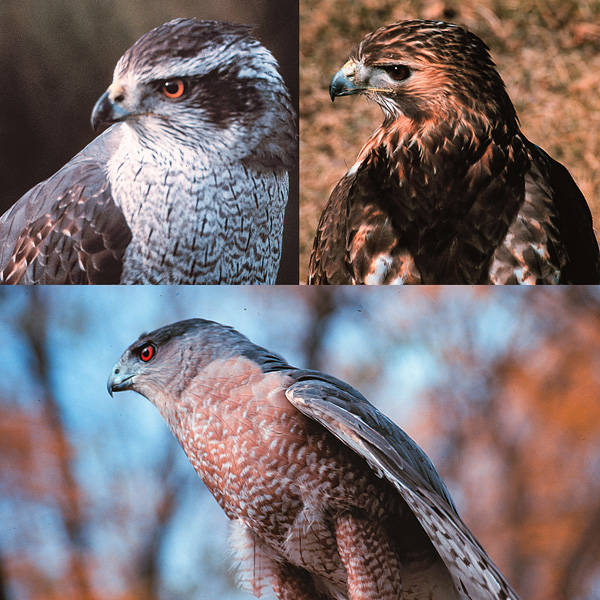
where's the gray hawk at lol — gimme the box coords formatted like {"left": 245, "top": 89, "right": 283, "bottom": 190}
{"left": 0, "top": 18, "right": 297, "bottom": 284}
{"left": 308, "top": 20, "right": 600, "bottom": 285}
{"left": 108, "top": 317, "right": 523, "bottom": 600}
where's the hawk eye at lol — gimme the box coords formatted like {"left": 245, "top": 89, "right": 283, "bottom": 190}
{"left": 384, "top": 65, "right": 411, "bottom": 81}
{"left": 138, "top": 343, "right": 156, "bottom": 362}
{"left": 160, "top": 79, "right": 187, "bottom": 99}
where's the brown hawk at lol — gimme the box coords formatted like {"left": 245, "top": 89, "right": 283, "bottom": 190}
{"left": 108, "top": 318, "right": 523, "bottom": 600}
{"left": 0, "top": 18, "right": 296, "bottom": 284}
{"left": 308, "top": 20, "right": 600, "bottom": 284}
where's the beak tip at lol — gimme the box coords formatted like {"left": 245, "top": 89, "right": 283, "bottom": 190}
{"left": 91, "top": 88, "right": 130, "bottom": 132}
{"left": 107, "top": 366, "right": 134, "bottom": 397}
{"left": 329, "top": 67, "right": 358, "bottom": 102}
{"left": 107, "top": 367, "right": 120, "bottom": 397}
{"left": 91, "top": 90, "right": 110, "bottom": 132}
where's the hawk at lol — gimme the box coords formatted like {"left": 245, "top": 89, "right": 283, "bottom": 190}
{"left": 0, "top": 18, "right": 296, "bottom": 284}
{"left": 308, "top": 20, "right": 600, "bottom": 284}
{"left": 108, "top": 318, "right": 523, "bottom": 600}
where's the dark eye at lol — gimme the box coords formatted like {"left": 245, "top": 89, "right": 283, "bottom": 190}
{"left": 160, "top": 79, "right": 187, "bottom": 99}
{"left": 384, "top": 65, "right": 411, "bottom": 81}
{"left": 139, "top": 342, "right": 156, "bottom": 362}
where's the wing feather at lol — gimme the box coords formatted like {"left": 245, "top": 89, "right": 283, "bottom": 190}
{"left": 286, "top": 371, "right": 523, "bottom": 600}
{"left": 540, "top": 147, "right": 600, "bottom": 283}
{"left": 0, "top": 126, "right": 131, "bottom": 284}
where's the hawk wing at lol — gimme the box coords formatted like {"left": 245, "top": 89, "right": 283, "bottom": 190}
{"left": 489, "top": 142, "right": 600, "bottom": 284}
{"left": 308, "top": 145, "right": 426, "bottom": 285}
{"left": 307, "top": 176, "right": 354, "bottom": 284}
{"left": 541, "top": 147, "right": 600, "bottom": 283}
{"left": 0, "top": 125, "right": 131, "bottom": 284}
{"left": 286, "top": 370, "right": 523, "bottom": 600}
{"left": 308, "top": 165, "right": 424, "bottom": 285}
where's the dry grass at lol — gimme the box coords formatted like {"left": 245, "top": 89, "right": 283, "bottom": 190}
{"left": 299, "top": 0, "right": 600, "bottom": 280}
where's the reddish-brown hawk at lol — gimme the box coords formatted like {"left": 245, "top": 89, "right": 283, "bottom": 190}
{"left": 308, "top": 20, "right": 600, "bottom": 284}
{"left": 108, "top": 318, "right": 523, "bottom": 600}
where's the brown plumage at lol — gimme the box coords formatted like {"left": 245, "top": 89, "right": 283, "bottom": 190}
{"left": 108, "top": 318, "right": 523, "bottom": 600}
{"left": 308, "top": 20, "right": 600, "bottom": 284}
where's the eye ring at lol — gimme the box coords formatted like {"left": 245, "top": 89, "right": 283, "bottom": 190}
{"left": 139, "top": 342, "right": 156, "bottom": 363}
{"left": 384, "top": 65, "right": 411, "bottom": 81}
{"left": 161, "top": 79, "right": 187, "bottom": 99}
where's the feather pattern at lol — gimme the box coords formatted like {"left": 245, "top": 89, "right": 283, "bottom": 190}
{"left": 109, "top": 318, "right": 526, "bottom": 599}
{"left": 308, "top": 20, "right": 599, "bottom": 284}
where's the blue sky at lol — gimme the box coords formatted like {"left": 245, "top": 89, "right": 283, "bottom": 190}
{"left": 0, "top": 286, "right": 579, "bottom": 599}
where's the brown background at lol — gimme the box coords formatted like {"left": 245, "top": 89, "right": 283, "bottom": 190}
{"left": 300, "top": 0, "right": 600, "bottom": 280}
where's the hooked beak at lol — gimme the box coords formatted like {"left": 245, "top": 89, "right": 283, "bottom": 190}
{"left": 107, "top": 367, "right": 134, "bottom": 397}
{"left": 329, "top": 60, "right": 363, "bottom": 101}
{"left": 91, "top": 85, "right": 132, "bottom": 132}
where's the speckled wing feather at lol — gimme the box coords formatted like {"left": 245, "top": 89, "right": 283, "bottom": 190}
{"left": 286, "top": 371, "right": 523, "bottom": 600}
{"left": 308, "top": 176, "right": 354, "bottom": 284}
{"left": 0, "top": 126, "right": 131, "bottom": 284}
{"left": 489, "top": 142, "right": 600, "bottom": 284}
{"left": 530, "top": 144, "right": 599, "bottom": 283}
{"left": 308, "top": 146, "right": 430, "bottom": 285}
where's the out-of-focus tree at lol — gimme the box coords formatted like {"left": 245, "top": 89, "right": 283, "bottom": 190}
{"left": 0, "top": 290, "right": 215, "bottom": 600}
{"left": 1, "top": 287, "right": 599, "bottom": 599}
{"left": 1, "top": 289, "right": 93, "bottom": 599}
{"left": 416, "top": 288, "right": 600, "bottom": 600}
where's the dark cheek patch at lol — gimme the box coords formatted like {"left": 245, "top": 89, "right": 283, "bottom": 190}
{"left": 187, "top": 66, "right": 264, "bottom": 128}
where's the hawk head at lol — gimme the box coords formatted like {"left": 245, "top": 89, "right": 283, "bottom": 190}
{"left": 107, "top": 319, "right": 244, "bottom": 400}
{"left": 330, "top": 20, "right": 518, "bottom": 133}
{"left": 92, "top": 18, "right": 296, "bottom": 168}
{"left": 107, "top": 318, "right": 289, "bottom": 405}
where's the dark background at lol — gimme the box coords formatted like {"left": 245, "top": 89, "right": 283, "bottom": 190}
{"left": 0, "top": 0, "right": 299, "bottom": 283}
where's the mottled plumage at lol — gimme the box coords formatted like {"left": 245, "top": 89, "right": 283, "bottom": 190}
{"left": 108, "top": 318, "right": 523, "bottom": 600}
{"left": 0, "top": 18, "right": 296, "bottom": 284}
{"left": 308, "top": 20, "right": 599, "bottom": 284}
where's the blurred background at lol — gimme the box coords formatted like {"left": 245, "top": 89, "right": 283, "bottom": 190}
{"left": 0, "top": 0, "right": 299, "bottom": 283}
{"left": 0, "top": 286, "right": 599, "bottom": 600}
{"left": 300, "top": 0, "right": 600, "bottom": 279}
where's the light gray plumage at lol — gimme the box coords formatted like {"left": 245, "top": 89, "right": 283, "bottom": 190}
{"left": 0, "top": 18, "right": 296, "bottom": 284}
{"left": 108, "top": 318, "right": 523, "bottom": 600}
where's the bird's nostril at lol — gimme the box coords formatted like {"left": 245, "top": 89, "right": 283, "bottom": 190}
{"left": 114, "top": 94, "right": 125, "bottom": 103}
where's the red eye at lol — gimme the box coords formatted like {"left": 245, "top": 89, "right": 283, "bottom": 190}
{"left": 161, "top": 79, "right": 186, "bottom": 99}
{"left": 139, "top": 343, "right": 156, "bottom": 362}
